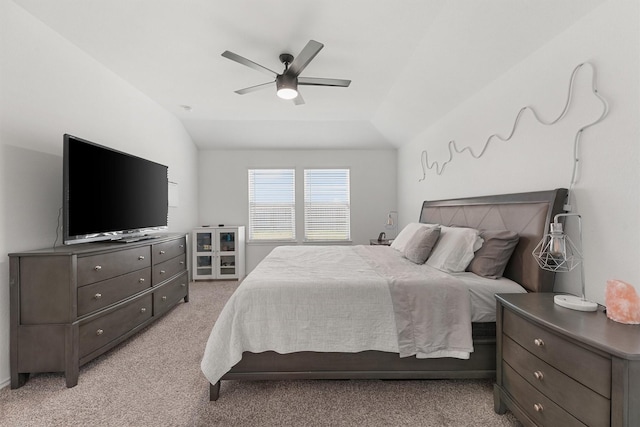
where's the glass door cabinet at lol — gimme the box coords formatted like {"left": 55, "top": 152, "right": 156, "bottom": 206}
{"left": 192, "top": 226, "right": 245, "bottom": 280}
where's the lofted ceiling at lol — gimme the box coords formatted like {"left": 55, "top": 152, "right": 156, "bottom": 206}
{"left": 13, "top": 0, "right": 605, "bottom": 150}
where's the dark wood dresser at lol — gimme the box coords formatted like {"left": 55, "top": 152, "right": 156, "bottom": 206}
{"left": 494, "top": 293, "right": 640, "bottom": 427}
{"left": 9, "top": 234, "right": 189, "bottom": 389}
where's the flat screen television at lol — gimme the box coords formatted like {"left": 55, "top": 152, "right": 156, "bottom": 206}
{"left": 63, "top": 134, "right": 168, "bottom": 245}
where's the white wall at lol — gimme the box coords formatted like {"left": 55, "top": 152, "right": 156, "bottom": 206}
{"left": 198, "top": 149, "right": 397, "bottom": 271}
{"left": 398, "top": 0, "right": 639, "bottom": 305}
{"left": 0, "top": 1, "right": 199, "bottom": 388}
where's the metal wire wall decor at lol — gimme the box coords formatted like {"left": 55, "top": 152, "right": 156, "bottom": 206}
{"left": 418, "top": 62, "right": 609, "bottom": 190}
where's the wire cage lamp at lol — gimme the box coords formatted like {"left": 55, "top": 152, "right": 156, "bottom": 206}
{"left": 532, "top": 213, "right": 597, "bottom": 311}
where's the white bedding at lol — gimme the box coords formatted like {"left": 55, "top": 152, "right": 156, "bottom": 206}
{"left": 200, "top": 245, "right": 526, "bottom": 386}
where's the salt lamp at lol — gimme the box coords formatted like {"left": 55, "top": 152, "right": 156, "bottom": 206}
{"left": 605, "top": 279, "right": 640, "bottom": 324}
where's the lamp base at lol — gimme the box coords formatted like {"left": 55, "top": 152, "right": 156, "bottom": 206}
{"left": 554, "top": 294, "right": 598, "bottom": 312}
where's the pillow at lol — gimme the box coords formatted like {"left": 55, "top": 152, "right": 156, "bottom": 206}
{"left": 425, "top": 226, "right": 483, "bottom": 273}
{"left": 467, "top": 230, "right": 520, "bottom": 279}
{"left": 390, "top": 222, "right": 431, "bottom": 253}
{"left": 403, "top": 226, "right": 441, "bottom": 264}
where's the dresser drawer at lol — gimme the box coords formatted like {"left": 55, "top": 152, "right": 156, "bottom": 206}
{"left": 79, "top": 294, "right": 152, "bottom": 358}
{"left": 153, "top": 271, "right": 188, "bottom": 316}
{"left": 503, "top": 308, "right": 611, "bottom": 398}
{"left": 152, "top": 253, "right": 187, "bottom": 285}
{"left": 77, "top": 246, "right": 151, "bottom": 286}
{"left": 152, "top": 237, "right": 186, "bottom": 265}
{"left": 503, "top": 363, "right": 586, "bottom": 427}
{"left": 77, "top": 267, "right": 152, "bottom": 317}
{"left": 503, "top": 335, "right": 610, "bottom": 426}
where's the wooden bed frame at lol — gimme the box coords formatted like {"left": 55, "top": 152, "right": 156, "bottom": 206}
{"left": 209, "top": 188, "right": 568, "bottom": 400}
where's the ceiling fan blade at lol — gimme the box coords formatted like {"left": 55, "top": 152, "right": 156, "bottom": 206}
{"left": 298, "top": 77, "right": 351, "bottom": 87}
{"left": 222, "top": 51, "right": 278, "bottom": 77}
{"left": 293, "top": 94, "right": 305, "bottom": 106}
{"left": 234, "top": 81, "right": 274, "bottom": 95}
{"left": 285, "top": 40, "right": 324, "bottom": 77}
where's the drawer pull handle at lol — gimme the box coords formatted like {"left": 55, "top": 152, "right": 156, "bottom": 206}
{"left": 140, "top": 307, "right": 147, "bottom": 313}
{"left": 138, "top": 255, "right": 145, "bottom": 260}
{"left": 160, "top": 270, "right": 166, "bottom": 275}
{"left": 96, "top": 329, "right": 104, "bottom": 336}
{"left": 533, "top": 403, "right": 544, "bottom": 413}
{"left": 94, "top": 265, "right": 102, "bottom": 271}
{"left": 533, "top": 371, "right": 544, "bottom": 380}
{"left": 181, "top": 283, "right": 186, "bottom": 287}
{"left": 180, "top": 261, "right": 185, "bottom": 265}
{"left": 159, "top": 250, "right": 166, "bottom": 255}
{"left": 94, "top": 293, "right": 102, "bottom": 300}
{"left": 534, "top": 338, "right": 545, "bottom": 347}
{"left": 139, "top": 278, "right": 145, "bottom": 283}
{"left": 162, "top": 296, "right": 167, "bottom": 301}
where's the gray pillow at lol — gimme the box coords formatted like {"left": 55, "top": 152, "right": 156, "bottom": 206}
{"left": 404, "top": 226, "right": 441, "bottom": 264}
{"left": 467, "top": 230, "right": 519, "bottom": 279}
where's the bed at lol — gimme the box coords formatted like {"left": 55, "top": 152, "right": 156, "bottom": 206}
{"left": 202, "top": 188, "right": 568, "bottom": 400}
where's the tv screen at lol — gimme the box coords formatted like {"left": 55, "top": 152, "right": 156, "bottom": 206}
{"left": 63, "top": 134, "right": 168, "bottom": 244}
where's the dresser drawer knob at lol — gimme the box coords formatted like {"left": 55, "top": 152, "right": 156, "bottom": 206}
{"left": 533, "top": 371, "right": 544, "bottom": 380}
{"left": 94, "top": 265, "right": 102, "bottom": 271}
{"left": 94, "top": 293, "right": 102, "bottom": 300}
{"left": 140, "top": 307, "right": 147, "bottom": 313}
{"left": 139, "top": 278, "right": 145, "bottom": 283}
{"left": 533, "top": 403, "right": 544, "bottom": 412}
{"left": 181, "top": 283, "right": 186, "bottom": 287}
{"left": 159, "top": 250, "right": 166, "bottom": 255}
{"left": 534, "top": 338, "right": 545, "bottom": 347}
{"left": 180, "top": 244, "right": 184, "bottom": 248}
{"left": 180, "top": 261, "right": 185, "bottom": 265}
{"left": 96, "top": 329, "right": 104, "bottom": 336}
{"left": 138, "top": 255, "right": 145, "bottom": 260}
{"left": 162, "top": 296, "right": 167, "bottom": 301}
{"left": 160, "top": 270, "right": 166, "bottom": 275}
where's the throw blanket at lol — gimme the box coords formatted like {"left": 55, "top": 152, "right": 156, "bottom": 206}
{"left": 201, "top": 245, "right": 473, "bottom": 385}
{"left": 360, "top": 246, "right": 473, "bottom": 358}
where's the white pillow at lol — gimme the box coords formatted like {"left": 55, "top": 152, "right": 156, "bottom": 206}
{"left": 425, "top": 226, "right": 484, "bottom": 273}
{"left": 390, "top": 223, "right": 433, "bottom": 253}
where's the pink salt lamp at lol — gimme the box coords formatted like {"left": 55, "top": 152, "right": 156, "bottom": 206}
{"left": 605, "top": 279, "right": 640, "bottom": 324}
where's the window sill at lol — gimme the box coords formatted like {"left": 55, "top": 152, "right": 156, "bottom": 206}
{"left": 247, "top": 240, "right": 353, "bottom": 246}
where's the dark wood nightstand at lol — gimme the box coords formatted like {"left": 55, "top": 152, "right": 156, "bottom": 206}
{"left": 369, "top": 239, "right": 391, "bottom": 246}
{"left": 494, "top": 293, "right": 640, "bottom": 427}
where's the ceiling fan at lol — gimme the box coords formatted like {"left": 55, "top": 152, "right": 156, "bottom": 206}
{"left": 221, "top": 40, "right": 351, "bottom": 105}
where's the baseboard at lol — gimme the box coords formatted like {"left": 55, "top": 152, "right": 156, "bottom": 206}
{"left": 0, "top": 377, "right": 10, "bottom": 390}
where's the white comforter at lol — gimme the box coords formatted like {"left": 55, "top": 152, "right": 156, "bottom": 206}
{"left": 201, "top": 245, "right": 474, "bottom": 385}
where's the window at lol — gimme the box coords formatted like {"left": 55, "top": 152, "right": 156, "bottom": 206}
{"left": 304, "top": 169, "right": 351, "bottom": 241}
{"left": 248, "top": 169, "right": 295, "bottom": 241}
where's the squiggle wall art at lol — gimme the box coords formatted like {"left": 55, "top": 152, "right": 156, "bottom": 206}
{"left": 418, "top": 62, "right": 609, "bottom": 190}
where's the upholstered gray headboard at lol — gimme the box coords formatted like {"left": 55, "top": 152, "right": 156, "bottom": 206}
{"left": 419, "top": 189, "right": 568, "bottom": 293}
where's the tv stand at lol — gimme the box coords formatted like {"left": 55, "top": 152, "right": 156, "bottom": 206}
{"left": 9, "top": 233, "right": 188, "bottom": 388}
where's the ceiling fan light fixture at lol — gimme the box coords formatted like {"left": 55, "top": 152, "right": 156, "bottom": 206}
{"left": 276, "top": 74, "right": 298, "bottom": 100}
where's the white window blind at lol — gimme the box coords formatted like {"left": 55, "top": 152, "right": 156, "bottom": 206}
{"left": 304, "top": 169, "right": 350, "bottom": 241}
{"left": 248, "top": 169, "right": 295, "bottom": 241}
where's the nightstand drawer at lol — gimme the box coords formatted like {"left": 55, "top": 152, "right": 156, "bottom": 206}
{"left": 503, "top": 363, "right": 586, "bottom": 427}
{"left": 503, "top": 308, "right": 611, "bottom": 398}
{"left": 503, "top": 335, "right": 610, "bottom": 426}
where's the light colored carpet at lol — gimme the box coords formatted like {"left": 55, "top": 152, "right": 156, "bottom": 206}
{"left": 0, "top": 280, "right": 519, "bottom": 426}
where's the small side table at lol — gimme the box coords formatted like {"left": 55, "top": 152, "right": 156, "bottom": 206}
{"left": 494, "top": 292, "right": 640, "bottom": 426}
{"left": 369, "top": 239, "right": 392, "bottom": 246}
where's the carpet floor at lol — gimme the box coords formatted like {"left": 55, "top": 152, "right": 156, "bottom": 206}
{"left": 0, "top": 280, "right": 519, "bottom": 426}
